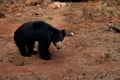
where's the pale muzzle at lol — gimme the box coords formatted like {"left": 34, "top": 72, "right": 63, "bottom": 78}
{"left": 55, "top": 41, "right": 62, "bottom": 49}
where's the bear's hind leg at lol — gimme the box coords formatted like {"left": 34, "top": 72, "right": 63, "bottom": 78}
{"left": 26, "top": 40, "right": 38, "bottom": 57}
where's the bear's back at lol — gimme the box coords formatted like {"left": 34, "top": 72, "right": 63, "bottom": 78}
{"left": 14, "top": 21, "right": 57, "bottom": 40}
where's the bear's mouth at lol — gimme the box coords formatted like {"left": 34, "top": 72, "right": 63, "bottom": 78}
{"left": 55, "top": 41, "right": 62, "bottom": 49}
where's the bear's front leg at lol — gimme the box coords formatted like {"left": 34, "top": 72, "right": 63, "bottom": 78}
{"left": 17, "top": 43, "right": 27, "bottom": 57}
{"left": 38, "top": 40, "right": 51, "bottom": 60}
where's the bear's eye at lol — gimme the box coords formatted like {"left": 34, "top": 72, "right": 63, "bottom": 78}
{"left": 58, "top": 34, "right": 64, "bottom": 41}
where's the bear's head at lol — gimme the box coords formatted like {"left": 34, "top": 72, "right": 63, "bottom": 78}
{"left": 52, "top": 29, "right": 66, "bottom": 49}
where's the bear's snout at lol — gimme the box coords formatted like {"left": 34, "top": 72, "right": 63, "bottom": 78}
{"left": 55, "top": 41, "right": 62, "bottom": 49}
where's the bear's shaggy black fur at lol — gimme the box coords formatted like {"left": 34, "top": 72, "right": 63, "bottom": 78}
{"left": 14, "top": 21, "right": 66, "bottom": 60}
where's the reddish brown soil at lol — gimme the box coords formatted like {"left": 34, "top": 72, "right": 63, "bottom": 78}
{"left": 0, "top": 2, "right": 120, "bottom": 80}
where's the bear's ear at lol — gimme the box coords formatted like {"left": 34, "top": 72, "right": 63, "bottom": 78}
{"left": 61, "top": 29, "right": 66, "bottom": 37}
{"left": 62, "top": 29, "right": 74, "bottom": 37}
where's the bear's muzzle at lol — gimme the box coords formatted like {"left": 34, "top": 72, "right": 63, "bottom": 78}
{"left": 55, "top": 41, "right": 62, "bottom": 49}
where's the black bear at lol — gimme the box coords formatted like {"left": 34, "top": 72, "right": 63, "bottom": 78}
{"left": 14, "top": 21, "right": 66, "bottom": 60}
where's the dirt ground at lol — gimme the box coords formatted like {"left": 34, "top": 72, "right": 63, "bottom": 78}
{"left": 0, "top": 1, "right": 120, "bottom": 80}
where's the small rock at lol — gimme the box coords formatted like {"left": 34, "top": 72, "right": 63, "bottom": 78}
{"left": 13, "top": 3, "right": 20, "bottom": 8}
{"left": 33, "top": 12, "right": 40, "bottom": 16}
{"left": 15, "top": 13, "right": 22, "bottom": 17}
{"left": 25, "top": 0, "right": 41, "bottom": 6}
{"left": 5, "top": 5, "right": 10, "bottom": 7}
{"left": 7, "top": 4, "right": 22, "bottom": 13}
{"left": 18, "top": 8, "right": 23, "bottom": 12}
{"left": 49, "top": 4, "right": 58, "bottom": 9}
{"left": 65, "top": 30, "right": 74, "bottom": 37}
{"left": 7, "top": 6, "right": 14, "bottom": 13}
{"left": 53, "top": 2, "right": 67, "bottom": 8}
{"left": 101, "top": 53, "right": 110, "bottom": 59}
{"left": 0, "top": 12, "right": 6, "bottom": 18}
{"left": 49, "top": 2, "right": 67, "bottom": 9}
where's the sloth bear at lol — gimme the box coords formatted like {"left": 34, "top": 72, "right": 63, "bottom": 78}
{"left": 14, "top": 21, "right": 66, "bottom": 60}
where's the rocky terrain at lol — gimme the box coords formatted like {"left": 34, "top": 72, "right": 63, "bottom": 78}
{"left": 0, "top": 0, "right": 120, "bottom": 80}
